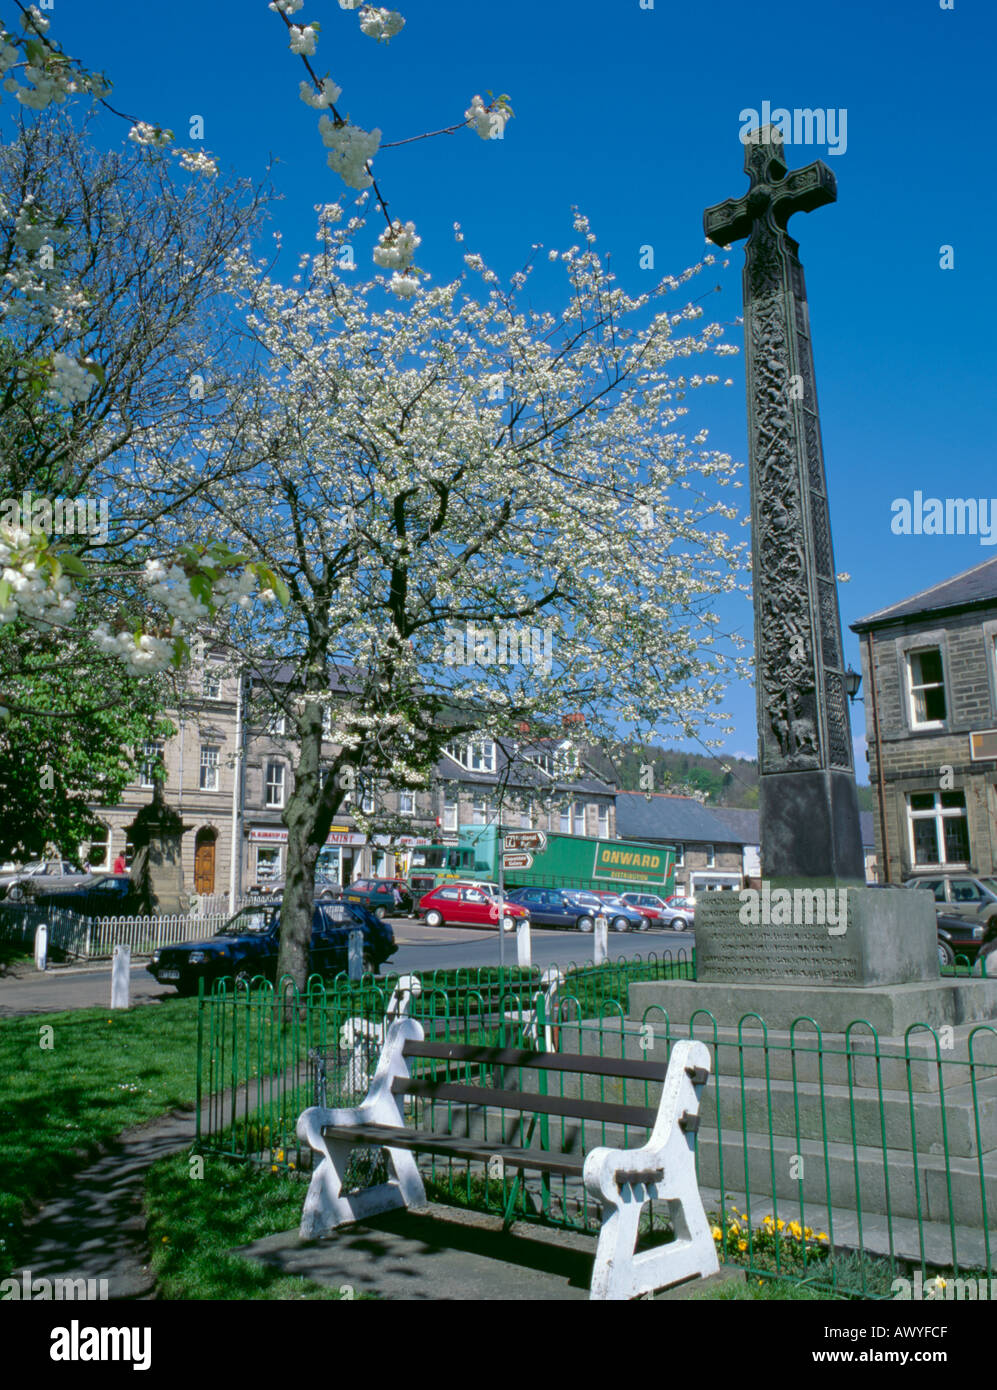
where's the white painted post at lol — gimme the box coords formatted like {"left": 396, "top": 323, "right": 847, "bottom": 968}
{"left": 34, "top": 923, "right": 48, "bottom": 972}
{"left": 348, "top": 929, "right": 363, "bottom": 980}
{"left": 594, "top": 913, "right": 608, "bottom": 966}
{"left": 111, "top": 943, "right": 131, "bottom": 1008}
{"left": 516, "top": 918, "right": 532, "bottom": 968}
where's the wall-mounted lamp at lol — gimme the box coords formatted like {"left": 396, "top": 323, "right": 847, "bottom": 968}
{"left": 844, "top": 665, "right": 863, "bottom": 704}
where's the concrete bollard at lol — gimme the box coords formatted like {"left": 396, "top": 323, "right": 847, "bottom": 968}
{"left": 516, "top": 919, "right": 532, "bottom": 968}
{"left": 34, "top": 923, "right": 48, "bottom": 972}
{"left": 594, "top": 914, "right": 608, "bottom": 966}
{"left": 111, "top": 943, "right": 131, "bottom": 1008}
{"left": 347, "top": 928, "right": 363, "bottom": 980}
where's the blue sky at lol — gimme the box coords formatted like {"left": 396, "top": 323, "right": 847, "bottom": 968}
{"left": 40, "top": 0, "right": 997, "bottom": 784}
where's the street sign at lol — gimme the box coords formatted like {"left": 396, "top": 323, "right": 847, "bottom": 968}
{"left": 503, "top": 830, "right": 547, "bottom": 854}
{"left": 502, "top": 851, "right": 534, "bottom": 871}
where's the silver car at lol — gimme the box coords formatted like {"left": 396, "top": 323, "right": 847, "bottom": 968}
{"left": 1, "top": 859, "right": 90, "bottom": 901}
{"left": 903, "top": 873, "right": 997, "bottom": 933}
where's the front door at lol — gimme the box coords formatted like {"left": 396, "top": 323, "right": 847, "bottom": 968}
{"left": 194, "top": 838, "right": 216, "bottom": 894}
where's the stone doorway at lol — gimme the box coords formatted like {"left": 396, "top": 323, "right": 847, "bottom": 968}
{"left": 194, "top": 828, "right": 217, "bottom": 895}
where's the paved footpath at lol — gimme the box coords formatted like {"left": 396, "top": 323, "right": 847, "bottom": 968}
{"left": 11, "top": 1102, "right": 202, "bottom": 1299}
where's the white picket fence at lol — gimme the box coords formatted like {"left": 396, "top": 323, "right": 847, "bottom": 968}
{"left": 0, "top": 903, "right": 236, "bottom": 961}
{"left": 79, "top": 913, "right": 230, "bottom": 959}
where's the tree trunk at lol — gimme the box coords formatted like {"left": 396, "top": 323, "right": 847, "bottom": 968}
{"left": 277, "top": 699, "right": 347, "bottom": 994}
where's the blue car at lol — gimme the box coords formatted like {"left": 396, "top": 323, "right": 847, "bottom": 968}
{"left": 147, "top": 899, "right": 396, "bottom": 995}
{"left": 505, "top": 887, "right": 644, "bottom": 933}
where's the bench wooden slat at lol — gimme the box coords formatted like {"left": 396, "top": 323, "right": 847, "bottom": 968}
{"left": 402, "top": 1040, "right": 668, "bottom": 1084}
{"left": 321, "top": 1123, "right": 586, "bottom": 1178}
{"left": 391, "top": 1077, "right": 658, "bottom": 1129}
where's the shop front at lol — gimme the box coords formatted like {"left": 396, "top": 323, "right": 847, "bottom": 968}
{"left": 247, "top": 826, "right": 369, "bottom": 888}
{"left": 371, "top": 834, "right": 434, "bottom": 880}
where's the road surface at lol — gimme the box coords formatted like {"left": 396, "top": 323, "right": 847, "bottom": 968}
{"left": 0, "top": 918, "right": 694, "bottom": 1016}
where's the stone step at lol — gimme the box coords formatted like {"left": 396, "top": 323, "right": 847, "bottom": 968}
{"left": 691, "top": 1184, "right": 996, "bottom": 1274}
{"left": 708, "top": 1071, "right": 997, "bottom": 1160}
{"left": 693, "top": 1124, "right": 997, "bottom": 1228}
{"left": 553, "top": 1017, "right": 997, "bottom": 1094}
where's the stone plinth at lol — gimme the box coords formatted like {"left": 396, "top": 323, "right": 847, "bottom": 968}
{"left": 632, "top": 885, "right": 997, "bottom": 1034}
{"left": 630, "top": 976, "right": 997, "bottom": 1035}
{"left": 694, "top": 884, "right": 938, "bottom": 988}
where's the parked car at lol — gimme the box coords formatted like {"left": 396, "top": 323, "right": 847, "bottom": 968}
{"left": 935, "top": 912, "right": 985, "bottom": 967}
{"left": 28, "top": 873, "right": 146, "bottom": 918}
{"left": 147, "top": 899, "right": 396, "bottom": 995}
{"left": 417, "top": 881, "right": 528, "bottom": 932}
{"left": 569, "top": 891, "right": 645, "bottom": 933}
{"left": 620, "top": 891, "right": 695, "bottom": 931}
{"left": 505, "top": 887, "right": 605, "bottom": 932}
{"left": 1, "top": 859, "right": 89, "bottom": 901}
{"left": 904, "top": 873, "right": 997, "bottom": 934}
{"left": 342, "top": 877, "right": 413, "bottom": 919}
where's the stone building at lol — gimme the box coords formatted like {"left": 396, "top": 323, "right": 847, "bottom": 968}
{"left": 851, "top": 556, "right": 997, "bottom": 884}
{"left": 86, "top": 662, "right": 617, "bottom": 901}
{"left": 614, "top": 792, "right": 749, "bottom": 897}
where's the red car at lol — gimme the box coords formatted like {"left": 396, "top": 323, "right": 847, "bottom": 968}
{"left": 418, "top": 881, "right": 529, "bottom": 932}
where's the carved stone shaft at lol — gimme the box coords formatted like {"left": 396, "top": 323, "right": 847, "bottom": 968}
{"left": 705, "top": 127, "right": 863, "bottom": 880}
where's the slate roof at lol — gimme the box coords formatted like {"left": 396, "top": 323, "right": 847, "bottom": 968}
{"left": 710, "top": 807, "right": 761, "bottom": 845}
{"left": 615, "top": 793, "right": 752, "bottom": 845}
{"left": 644, "top": 803, "right": 877, "bottom": 850}
{"left": 435, "top": 742, "right": 615, "bottom": 797}
{"left": 851, "top": 556, "right": 997, "bottom": 631}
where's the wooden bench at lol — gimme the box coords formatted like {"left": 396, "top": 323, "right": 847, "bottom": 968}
{"left": 296, "top": 1016, "right": 718, "bottom": 1300}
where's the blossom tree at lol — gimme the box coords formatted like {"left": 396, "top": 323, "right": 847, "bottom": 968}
{"left": 149, "top": 205, "right": 748, "bottom": 987}
{"left": 0, "top": 113, "right": 289, "bottom": 851}
{"left": 0, "top": 0, "right": 510, "bottom": 658}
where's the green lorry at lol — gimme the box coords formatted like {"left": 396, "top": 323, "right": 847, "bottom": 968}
{"left": 408, "top": 824, "right": 676, "bottom": 899}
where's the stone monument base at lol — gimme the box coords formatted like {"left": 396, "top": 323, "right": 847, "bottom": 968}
{"left": 635, "top": 883, "right": 997, "bottom": 1033}
{"left": 629, "top": 976, "right": 997, "bottom": 1035}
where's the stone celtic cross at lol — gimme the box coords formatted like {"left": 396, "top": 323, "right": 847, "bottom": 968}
{"left": 704, "top": 126, "right": 863, "bottom": 881}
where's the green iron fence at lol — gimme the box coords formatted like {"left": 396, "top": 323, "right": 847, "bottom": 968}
{"left": 193, "top": 949, "right": 997, "bottom": 1299}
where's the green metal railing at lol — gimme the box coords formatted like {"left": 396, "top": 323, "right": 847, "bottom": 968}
{"left": 193, "top": 948, "right": 997, "bottom": 1299}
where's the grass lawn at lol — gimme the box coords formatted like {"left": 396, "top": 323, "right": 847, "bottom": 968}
{"left": 144, "top": 1153, "right": 348, "bottom": 1299}
{"left": 0, "top": 994, "right": 202, "bottom": 1279}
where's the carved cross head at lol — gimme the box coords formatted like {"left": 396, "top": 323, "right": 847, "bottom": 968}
{"left": 704, "top": 125, "right": 837, "bottom": 248}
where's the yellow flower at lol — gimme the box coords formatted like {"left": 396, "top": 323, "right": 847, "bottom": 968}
{"left": 276, "top": 1149, "right": 285, "bottom": 1162}
{"left": 271, "top": 1164, "right": 278, "bottom": 1173}
{"left": 776, "top": 1219, "right": 785, "bottom": 1231}
{"left": 817, "top": 1232, "right": 829, "bottom": 1242}
{"left": 789, "top": 1221, "right": 802, "bottom": 1239}
{"left": 738, "top": 1239, "right": 747, "bottom": 1252}
{"left": 763, "top": 1215, "right": 775, "bottom": 1227}
{"left": 288, "top": 1162, "right": 296, "bottom": 1170}
{"left": 804, "top": 1227, "right": 814, "bottom": 1239}
{"left": 161, "top": 1236, "right": 169, "bottom": 1243}
{"left": 711, "top": 1225, "right": 723, "bottom": 1241}
{"left": 729, "top": 1220, "right": 740, "bottom": 1234}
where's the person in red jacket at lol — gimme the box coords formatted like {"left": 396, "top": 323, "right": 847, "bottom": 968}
{"left": 112, "top": 853, "right": 126, "bottom": 874}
